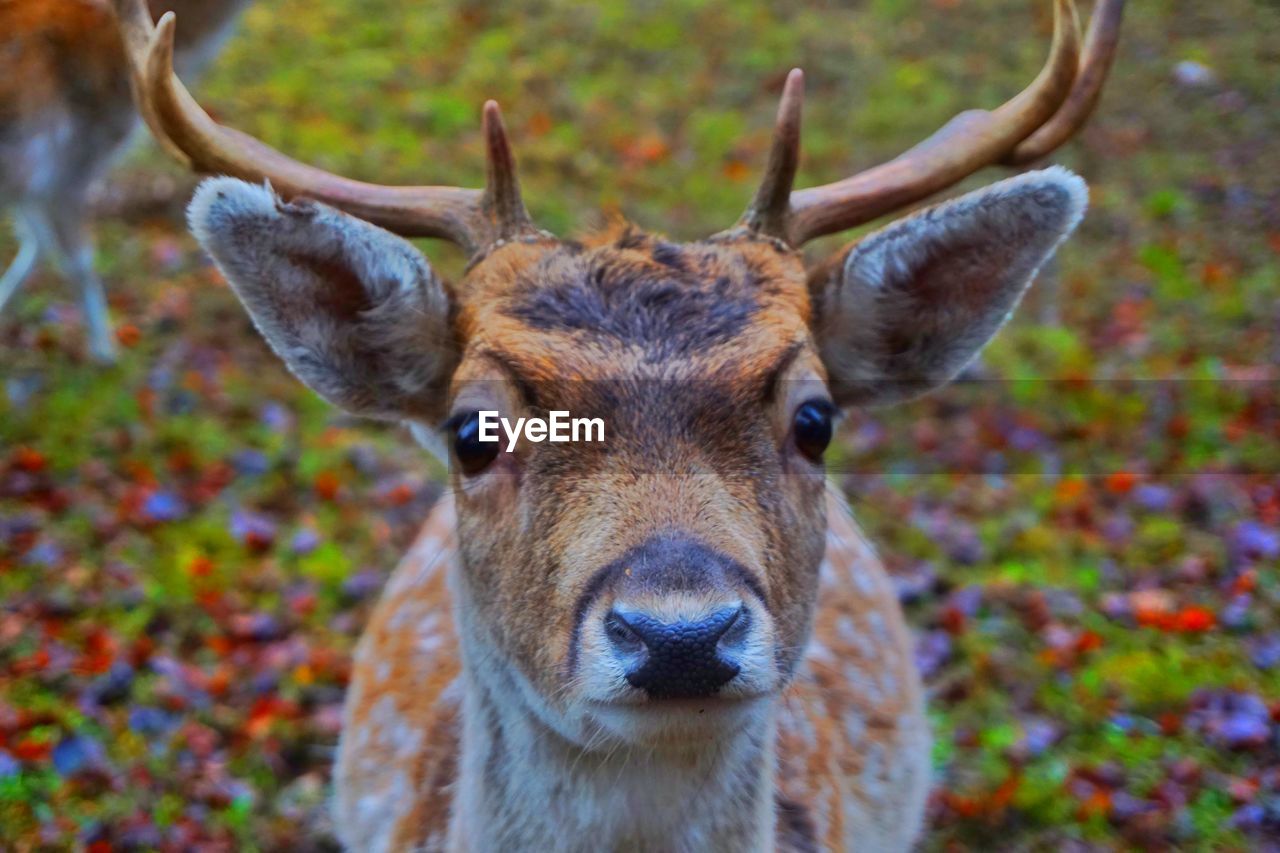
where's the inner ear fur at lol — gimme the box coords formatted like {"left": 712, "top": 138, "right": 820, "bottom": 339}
{"left": 809, "top": 167, "right": 1087, "bottom": 407}
{"left": 188, "top": 177, "right": 458, "bottom": 422}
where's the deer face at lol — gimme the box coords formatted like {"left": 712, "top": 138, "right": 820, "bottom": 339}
{"left": 189, "top": 165, "right": 1085, "bottom": 746}
{"left": 442, "top": 233, "right": 827, "bottom": 745}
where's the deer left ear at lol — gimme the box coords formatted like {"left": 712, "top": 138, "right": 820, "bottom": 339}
{"left": 812, "top": 167, "right": 1087, "bottom": 407}
{"left": 188, "top": 178, "right": 457, "bottom": 423}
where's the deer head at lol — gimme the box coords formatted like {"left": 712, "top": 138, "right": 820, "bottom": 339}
{"left": 115, "top": 0, "right": 1121, "bottom": 745}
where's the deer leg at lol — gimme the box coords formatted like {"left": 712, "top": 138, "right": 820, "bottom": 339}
{"left": 0, "top": 212, "right": 41, "bottom": 317}
{"left": 28, "top": 202, "right": 117, "bottom": 363}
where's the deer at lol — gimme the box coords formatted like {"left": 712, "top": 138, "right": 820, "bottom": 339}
{"left": 114, "top": 0, "right": 1123, "bottom": 848}
{"left": 0, "top": 0, "right": 251, "bottom": 362}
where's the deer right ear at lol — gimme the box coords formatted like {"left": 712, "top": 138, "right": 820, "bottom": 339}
{"left": 811, "top": 168, "right": 1087, "bottom": 408}
{"left": 188, "top": 178, "right": 457, "bottom": 422}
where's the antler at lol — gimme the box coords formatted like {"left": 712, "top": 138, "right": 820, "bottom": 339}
{"left": 111, "top": 0, "right": 538, "bottom": 255}
{"left": 733, "top": 0, "right": 1125, "bottom": 247}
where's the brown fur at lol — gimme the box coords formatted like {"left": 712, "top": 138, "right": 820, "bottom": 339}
{"left": 329, "top": 232, "right": 927, "bottom": 851}
{"left": 338, "top": 487, "right": 927, "bottom": 851}
{"left": 0, "top": 0, "right": 246, "bottom": 196}
{"left": 452, "top": 237, "right": 815, "bottom": 693}
{"left": 0, "top": 0, "right": 249, "bottom": 360}
{"left": 0, "top": 1, "right": 125, "bottom": 129}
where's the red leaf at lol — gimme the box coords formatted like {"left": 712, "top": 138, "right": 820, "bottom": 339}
{"left": 314, "top": 470, "right": 341, "bottom": 501}
{"left": 186, "top": 555, "right": 215, "bottom": 579}
{"left": 11, "top": 446, "right": 46, "bottom": 473}
{"left": 1104, "top": 471, "right": 1138, "bottom": 495}
{"left": 115, "top": 323, "right": 142, "bottom": 348}
{"left": 1172, "top": 607, "right": 1215, "bottom": 633}
{"left": 13, "top": 736, "right": 52, "bottom": 762}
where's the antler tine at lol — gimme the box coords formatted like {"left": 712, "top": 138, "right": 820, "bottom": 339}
{"left": 480, "top": 101, "right": 537, "bottom": 241}
{"left": 737, "top": 69, "right": 805, "bottom": 240}
{"left": 1003, "top": 0, "right": 1126, "bottom": 165}
{"left": 782, "top": 0, "right": 1098, "bottom": 246}
{"left": 111, "top": 0, "right": 533, "bottom": 255}
{"left": 113, "top": 0, "right": 186, "bottom": 162}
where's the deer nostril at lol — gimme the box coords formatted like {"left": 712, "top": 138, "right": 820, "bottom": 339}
{"left": 718, "top": 605, "right": 750, "bottom": 650}
{"left": 604, "top": 610, "right": 646, "bottom": 655}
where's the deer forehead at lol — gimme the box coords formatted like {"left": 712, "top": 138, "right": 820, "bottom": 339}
{"left": 453, "top": 231, "right": 815, "bottom": 386}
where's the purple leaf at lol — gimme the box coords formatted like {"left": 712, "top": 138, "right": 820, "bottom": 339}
{"left": 1248, "top": 635, "right": 1280, "bottom": 670}
{"left": 142, "top": 491, "right": 187, "bottom": 523}
{"left": 1232, "top": 521, "right": 1280, "bottom": 562}
{"left": 290, "top": 528, "right": 320, "bottom": 555}
{"left": 914, "top": 630, "right": 952, "bottom": 679}
{"left": 231, "top": 449, "right": 271, "bottom": 476}
{"left": 1134, "top": 484, "right": 1174, "bottom": 512}
{"left": 52, "top": 735, "right": 103, "bottom": 776}
{"left": 230, "top": 509, "right": 277, "bottom": 548}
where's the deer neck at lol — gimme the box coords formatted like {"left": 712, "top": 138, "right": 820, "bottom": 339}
{"left": 449, "top": 597, "right": 780, "bottom": 851}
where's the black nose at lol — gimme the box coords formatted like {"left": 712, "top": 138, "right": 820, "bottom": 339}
{"left": 605, "top": 605, "right": 746, "bottom": 699}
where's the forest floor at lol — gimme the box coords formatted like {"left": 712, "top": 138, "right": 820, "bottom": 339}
{"left": 1, "top": 0, "right": 1278, "bottom": 849}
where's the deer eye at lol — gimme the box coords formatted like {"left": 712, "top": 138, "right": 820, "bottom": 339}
{"left": 449, "top": 412, "right": 500, "bottom": 476}
{"left": 792, "top": 400, "right": 835, "bottom": 462}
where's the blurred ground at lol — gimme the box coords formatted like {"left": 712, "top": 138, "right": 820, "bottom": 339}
{"left": 1, "top": 0, "right": 1279, "bottom": 849}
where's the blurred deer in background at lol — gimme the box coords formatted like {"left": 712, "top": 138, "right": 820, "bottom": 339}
{"left": 117, "top": 0, "right": 1122, "bottom": 848}
{"left": 0, "top": 0, "right": 250, "bottom": 362}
